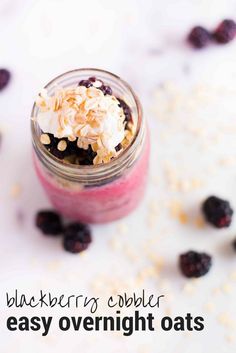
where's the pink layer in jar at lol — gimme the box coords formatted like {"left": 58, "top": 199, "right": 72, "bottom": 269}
{"left": 31, "top": 69, "right": 149, "bottom": 223}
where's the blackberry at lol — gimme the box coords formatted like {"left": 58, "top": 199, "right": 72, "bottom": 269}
{"left": 88, "top": 76, "right": 96, "bottom": 82}
{"left": 179, "top": 251, "right": 212, "bottom": 278}
{"left": 115, "top": 143, "right": 122, "bottom": 152}
{"left": 67, "top": 139, "right": 78, "bottom": 154}
{"left": 99, "top": 85, "right": 112, "bottom": 95}
{"left": 41, "top": 132, "right": 96, "bottom": 164}
{"left": 213, "top": 19, "right": 236, "bottom": 44}
{"left": 63, "top": 222, "right": 92, "bottom": 253}
{"left": 35, "top": 210, "right": 63, "bottom": 235}
{"left": 0, "top": 69, "right": 11, "bottom": 90}
{"left": 78, "top": 79, "right": 93, "bottom": 88}
{"left": 202, "top": 196, "right": 233, "bottom": 228}
{"left": 187, "top": 26, "right": 211, "bottom": 49}
{"left": 117, "top": 98, "right": 132, "bottom": 125}
{"left": 79, "top": 76, "right": 112, "bottom": 96}
{"left": 78, "top": 146, "right": 96, "bottom": 165}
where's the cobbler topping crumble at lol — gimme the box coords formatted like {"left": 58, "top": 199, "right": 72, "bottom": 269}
{"left": 34, "top": 77, "right": 135, "bottom": 165}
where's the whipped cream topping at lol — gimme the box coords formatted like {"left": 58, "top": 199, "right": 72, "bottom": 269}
{"left": 35, "top": 85, "right": 127, "bottom": 164}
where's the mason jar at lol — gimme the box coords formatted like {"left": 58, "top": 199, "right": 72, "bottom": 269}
{"left": 31, "top": 68, "right": 149, "bottom": 223}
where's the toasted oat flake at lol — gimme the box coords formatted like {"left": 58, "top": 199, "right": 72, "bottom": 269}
{"left": 93, "top": 80, "right": 103, "bottom": 88}
{"left": 229, "top": 270, "right": 236, "bottom": 281}
{"left": 194, "top": 216, "right": 205, "bottom": 228}
{"left": 117, "top": 223, "right": 129, "bottom": 235}
{"left": 57, "top": 140, "right": 67, "bottom": 151}
{"left": 178, "top": 211, "right": 188, "bottom": 224}
{"left": 183, "top": 282, "right": 196, "bottom": 295}
{"left": 205, "top": 301, "right": 215, "bottom": 313}
{"left": 218, "top": 312, "right": 236, "bottom": 328}
{"left": 169, "top": 199, "right": 188, "bottom": 224}
{"left": 40, "top": 133, "right": 51, "bottom": 145}
{"left": 226, "top": 334, "right": 235, "bottom": 343}
{"left": 221, "top": 282, "right": 233, "bottom": 294}
{"left": 109, "top": 236, "right": 122, "bottom": 251}
{"left": 10, "top": 183, "right": 22, "bottom": 199}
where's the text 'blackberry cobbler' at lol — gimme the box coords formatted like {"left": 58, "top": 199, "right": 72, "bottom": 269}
{"left": 31, "top": 69, "right": 149, "bottom": 223}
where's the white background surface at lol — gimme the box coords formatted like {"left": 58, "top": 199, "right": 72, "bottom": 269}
{"left": 1, "top": 0, "right": 236, "bottom": 352}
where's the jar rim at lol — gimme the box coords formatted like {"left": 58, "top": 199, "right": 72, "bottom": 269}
{"left": 31, "top": 68, "right": 144, "bottom": 181}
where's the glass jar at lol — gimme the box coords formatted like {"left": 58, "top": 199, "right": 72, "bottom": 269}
{"left": 31, "top": 69, "right": 149, "bottom": 223}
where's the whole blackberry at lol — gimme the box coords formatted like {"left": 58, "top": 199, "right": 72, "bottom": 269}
{"left": 0, "top": 69, "right": 11, "bottom": 90}
{"left": 99, "top": 85, "right": 112, "bottom": 95}
{"left": 213, "top": 19, "right": 236, "bottom": 44}
{"left": 36, "top": 211, "right": 63, "bottom": 235}
{"left": 179, "top": 251, "right": 212, "bottom": 278}
{"left": 51, "top": 145, "right": 74, "bottom": 159}
{"left": 187, "top": 26, "right": 211, "bottom": 48}
{"left": 117, "top": 98, "right": 132, "bottom": 125}
{"left": 63, "top": 222, "right": 92, "bottom": 253}
{"left": 78, "top": 79, "right": 93, "bottom": 88}
{"left": 202, "top": 196, "right": 233, "bottom": 228}
{"left": 79, "top": 147, "right": 96, "bottom": 165}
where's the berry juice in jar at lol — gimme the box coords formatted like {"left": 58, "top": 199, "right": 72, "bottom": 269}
{"left": 31, "top": 69, "right": 149, "bottom": 223}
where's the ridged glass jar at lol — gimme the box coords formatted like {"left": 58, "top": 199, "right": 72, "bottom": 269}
{"left": 31, "top": 68, "right": 149, "bottom": 223}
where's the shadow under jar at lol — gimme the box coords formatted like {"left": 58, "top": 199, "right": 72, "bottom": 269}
{"left": 31, "top": 68, "right": 149, "bottom": 223}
